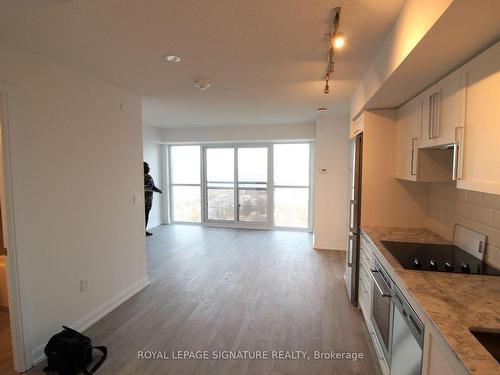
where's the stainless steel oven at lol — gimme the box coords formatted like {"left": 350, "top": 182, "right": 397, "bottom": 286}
{"left": 370, "top": 258, "right": 393, "bottom": 364}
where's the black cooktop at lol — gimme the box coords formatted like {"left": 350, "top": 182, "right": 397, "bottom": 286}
{"left": 381, "top": 241, "right": 500, "bottom": 276}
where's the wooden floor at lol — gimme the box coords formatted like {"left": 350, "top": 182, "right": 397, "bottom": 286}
{"left": 24, "top": 225, "right": 380, "bottom": 375}
{"left": 0, "top": 311, "right": 14, "bottom": 374}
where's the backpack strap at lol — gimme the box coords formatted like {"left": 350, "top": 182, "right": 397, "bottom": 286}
{"left": 83, "top": 346, "right": 108, "bottom": 375}
{"left": 62, "top": 325, "right": 87, "bottom": 338}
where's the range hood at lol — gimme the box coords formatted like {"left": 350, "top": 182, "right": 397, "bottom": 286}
{"left": 417, "top": 146, "right": 456, "bottom": 182}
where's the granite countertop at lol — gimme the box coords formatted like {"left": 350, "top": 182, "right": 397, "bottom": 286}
{"left": 362, "top": 226, "right": 500, "bottom": 375}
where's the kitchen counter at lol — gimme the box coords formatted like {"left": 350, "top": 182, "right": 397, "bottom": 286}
{"left": 362, "top": 226, "right": 500, "bottom": 375}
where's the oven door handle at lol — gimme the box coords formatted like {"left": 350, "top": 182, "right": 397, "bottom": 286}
{"left": 370, "top": 270, "right": 391, "bottom": 297}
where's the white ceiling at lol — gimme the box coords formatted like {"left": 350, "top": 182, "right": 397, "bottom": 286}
{"left": 0, "top": 0, "right": 404, "bottom": 127}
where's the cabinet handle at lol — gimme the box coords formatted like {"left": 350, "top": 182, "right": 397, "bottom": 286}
{"left": 347, "top": 234, "right": 356, "bottom": 267}
{"left": 348, "top": 199, "right": 357, "bottom": 233}
{"left": 434, "top": 92, "right": 440, "bottom": 138}
{"left": 428, "top": 95, "right": 433, "bottom": 139}
{"left": 454, "top": 126, "right": 464, "bottom": 180}
{"left": 410, "top": 138, "right": 418, "bottom": 176}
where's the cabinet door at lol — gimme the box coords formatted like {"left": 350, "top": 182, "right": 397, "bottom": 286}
{"left": 395, "top": 97, "right": 420, "bottom": 180}
{"left": 424, "top": 334, "right": 461, "bottom": 375}
{"left": 435, "top": 69, "right": 462, "bottom": 146}
{"left": 420, "top": 87, "right": 437, "bottom": 148}
{"left": 457, "top": 42, "right": 500, "bottom": 194}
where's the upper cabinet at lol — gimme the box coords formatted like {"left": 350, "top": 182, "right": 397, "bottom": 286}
{"left": 419, "top": 68, "right": 463, "bottom": 148}
{"left": 395, "top": 96, "right": 420, "bottom": 180}
{"left": 394, "top": 41, "right": 500, "bottom": 191}
{"left": 395, "top": 94, "right": 453, "bottom": 182}
{"left": 456, "top": 42, "right": 500, "bottom": 195}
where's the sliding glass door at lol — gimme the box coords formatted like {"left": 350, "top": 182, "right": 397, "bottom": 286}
{"left": 237, "top": 147, "right": 269, "bottom": 223}
{"left": 205, "top": 147, "right": 235, "bottom": 221}
{"left": 170, "top": 143, "right": 311, "bottom": 230}
{"left": 203, "top": 145, "right": 271, "bottom": 227}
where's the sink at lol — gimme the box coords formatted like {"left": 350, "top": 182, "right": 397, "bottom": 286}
{"left": 469, "top": 328, "right": 500, "bottom": 363}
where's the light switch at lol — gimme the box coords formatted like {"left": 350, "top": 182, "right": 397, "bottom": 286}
{"left": 133, "top": 194, "right": 142, "bottom": 205}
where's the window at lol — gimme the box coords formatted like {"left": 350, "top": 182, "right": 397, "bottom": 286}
{"left": 273, "top": 144, "right": 310, "bottom": 228}
{"left": 206, "top": 148, "right": 235, "bottom": 221}
{"left": 168, "top": 143, "right": 312, "bottom": 229}
{"left": 170, "top": 146, "right": 201, "bottom": 222}
{"left": 237, "top": 147, "right": 268, "bottom": 222}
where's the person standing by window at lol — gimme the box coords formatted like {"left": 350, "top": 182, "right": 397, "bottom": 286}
{"left": 144, "top": 162, "right": 162, "bottom": 236}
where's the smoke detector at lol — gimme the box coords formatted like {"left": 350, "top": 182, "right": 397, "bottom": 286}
{"left": 194, "top": 80, "right": 213, "bottom": 91}
{"left": 165, "top": 55, "right": 182, "bottom": 63}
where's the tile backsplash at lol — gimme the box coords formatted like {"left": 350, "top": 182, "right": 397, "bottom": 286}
{"left": 427, "top": 182, "right": 500, "bottom": 268}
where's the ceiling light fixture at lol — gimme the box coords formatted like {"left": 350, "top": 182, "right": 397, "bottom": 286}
{"left": 165, "top": 55, "right": 182, "bottom": 63}
{"left": 333, "top": 34, "right": 345, "bottom": 49}
{"left": 317, "top": 107, "right": 328, "bottom": 112}
{"left": 194, "top": 79, "right": 212, "bottom": 91}
{"left": 323, "top": 7, "right": 342, "bottom": 94}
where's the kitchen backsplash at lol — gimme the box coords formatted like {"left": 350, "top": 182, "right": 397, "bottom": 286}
{"left": 427, "top": 182, "right": 500, "bottom": 268}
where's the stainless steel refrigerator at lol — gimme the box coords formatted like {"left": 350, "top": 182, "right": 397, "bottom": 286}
{"left": 344, "top": 133, "right": 362, "bottom": 306}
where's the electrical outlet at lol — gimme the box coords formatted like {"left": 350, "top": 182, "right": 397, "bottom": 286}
{"left": 80, "top": 278, "right": 88, "bottom": 293}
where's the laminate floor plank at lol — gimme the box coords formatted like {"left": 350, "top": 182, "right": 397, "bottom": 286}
{"left": 17, "top": 225, "right": 380, "bottom": 375}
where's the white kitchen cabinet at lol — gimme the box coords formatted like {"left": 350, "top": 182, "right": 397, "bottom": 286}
{"left": 358, "top": 234, "right": 373, "bottom": 319}
{"left": 358, "top": 233, "right": 389, "bottom": 375}
{"left": 419, "top": 68, "right": 463, "bottom": 149}
{"left": 456, "top": 41, "right": 500, "bottom": 194}
{"left": 422, "top": 324, "right": 469, "bottom": 375}
{"left": 395, "top": 95, "right": 453, "bottom": 182}
{"left": 350, "top": 113, "right": 364, "bottom": 139}
{"left": 395, "top": 96, "right": 420, "bottom": 180}
{"left": 419, "top": 86, "right": 436, "bottom": 148}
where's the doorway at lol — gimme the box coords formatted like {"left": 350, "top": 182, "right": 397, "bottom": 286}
{"left": 0, "top": 92, "right": 14, "bottom": 373}
{"left": 0, "top": 89, "right": 31, "bottom": 372}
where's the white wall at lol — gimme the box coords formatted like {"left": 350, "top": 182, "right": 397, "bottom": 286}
{"left": 143, "top": 125, "right": 163, "bottom": 143}
{"left": 154, "top": 122, "right": 315, "bottom": 143}
{"left": 143, "top": 142, "right": 164, "bottom": 229}
{"left": 313, "top": 116, "right": 350, "bottom": 250}
{"left": 0, "top": 41, "right": 148, "bottom": 364}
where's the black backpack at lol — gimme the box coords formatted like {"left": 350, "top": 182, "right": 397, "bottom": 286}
{"left": 44, "top": 326, "right": 107, "bottom": 375}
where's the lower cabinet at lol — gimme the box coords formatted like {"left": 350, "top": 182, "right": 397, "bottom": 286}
{"left": 421, "top": 325, "right": 469, "bottom": 375}
{"left": 359, "top": 234, "right": 468, "bottom": 375}
{"left": 359, "top": 234, "right": 390, "bottom": 375}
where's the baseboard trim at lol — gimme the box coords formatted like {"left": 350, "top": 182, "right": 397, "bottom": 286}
{"left": 31, "top": 276, "right": 150, "bottom": 365}
{"left": 313, "top": 241, "right": 346, "bottom": 251}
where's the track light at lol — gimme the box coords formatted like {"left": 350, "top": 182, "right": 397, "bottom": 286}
{"left": 333, "top": 35, "right": 345, "bottom": 49}
{"left": 322, "top": 7, "right": 342, "bottom": 94}
{"left": 324, "top": 81, "right": 330, "bottom": 94}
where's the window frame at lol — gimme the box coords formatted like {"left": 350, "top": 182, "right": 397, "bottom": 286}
{"left": 167, "top": 141, "right": 314, "bottom": 232}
